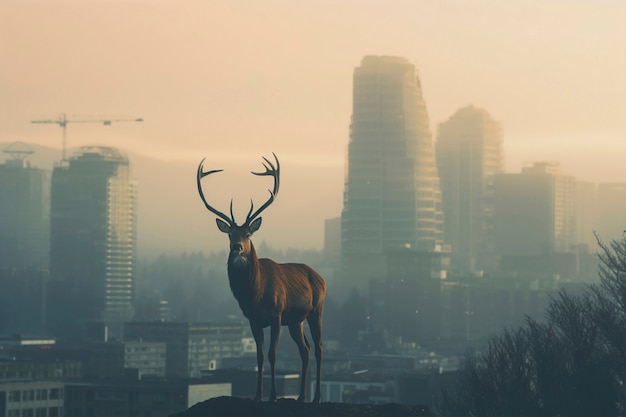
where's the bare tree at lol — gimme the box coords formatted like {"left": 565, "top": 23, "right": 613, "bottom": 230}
{"left": 441, "top": 234, "right": 626, "bottom": 416}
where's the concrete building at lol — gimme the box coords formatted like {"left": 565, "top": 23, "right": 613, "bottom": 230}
{"left": 0, "top": 268, "right": 48, "bottom": 335}
{"left": 341, "top": 56, "right": 444, "bottom": 293}
{"left": 0, "top": 379, "right": 65, "bottom": 417}
{"left": 0, "top": 146, "right": 50, "bottom": 270}
{"left": 0, "top": 353, "right": 80, "bottom": 417}
{"left": 494, "top": 162, "right": 577, "bottom": 273}
{"left": 64, "top": 379, "right": 230, "bottom": 417}
{"left": 82, "top": 340, "right": 167, "bottom": 379}
{"left": 123, "top": 321, "right": 245, "bottom": 378}
{"left": 436, "top": 105, "right": 504, "bottom": 274}
{"left": 47, "top": 146, "right": 137, "bottom": 341}
{"left": 596, "top": 183, "right": 626, "bottom": 244}
{"left": 576, "top": 181, "right": 598, "bottom": 249}
{"left": 369, "top": 248, "right": 450, "bottom": 344}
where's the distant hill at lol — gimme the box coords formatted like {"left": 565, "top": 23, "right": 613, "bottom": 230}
{"left": 0, "top": 142, "right": 343, "bottom": 257}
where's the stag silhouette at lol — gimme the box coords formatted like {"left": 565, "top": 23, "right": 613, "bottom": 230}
{"left": 196, "top": 154, "right": 326, "bottom": 403}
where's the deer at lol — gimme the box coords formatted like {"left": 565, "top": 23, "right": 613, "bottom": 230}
{"left": 196, "top": 153, "right": 326, "bottom": 404}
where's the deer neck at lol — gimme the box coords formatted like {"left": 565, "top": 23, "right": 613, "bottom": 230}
{"left": 227, "top": 241, "right": 264, "bottom": 305}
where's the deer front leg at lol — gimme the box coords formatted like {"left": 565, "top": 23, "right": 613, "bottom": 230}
{"left": 268, "top": 316, "right": 281, "bottom": 402}
{"left": 250, "top": 324, "right": 265, "bottom": 402}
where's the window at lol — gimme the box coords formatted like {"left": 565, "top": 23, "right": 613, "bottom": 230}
{"left": 36, "top": 389, "right": 48, "bottom": 401}
{"left": 23, "top": 390, "right": 35, "bottom": 401}
{"left": 8, "top": 390, "right": 20, "bottom": 402}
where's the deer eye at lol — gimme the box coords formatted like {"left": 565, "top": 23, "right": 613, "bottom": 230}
{"left": 246, "top": 233, "right": 251, "bottom": 238}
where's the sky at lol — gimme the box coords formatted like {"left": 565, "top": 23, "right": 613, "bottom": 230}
{"left": 1, "top": 0, "right": 625, "bottom": 251}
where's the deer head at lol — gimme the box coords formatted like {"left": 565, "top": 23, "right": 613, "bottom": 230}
{"left": 197, "top": 153, "right": 280, "bottom": 262}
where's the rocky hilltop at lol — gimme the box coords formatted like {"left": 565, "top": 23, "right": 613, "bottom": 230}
{"left": 171, "top": 396, "right": 432, "bottom": 417}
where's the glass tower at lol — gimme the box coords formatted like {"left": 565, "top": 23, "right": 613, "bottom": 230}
{"left": 48, "top": 146, "right": 136, "bottom": 339}
{"left": 341, "top": 56, "right": 444, "bottom": 289}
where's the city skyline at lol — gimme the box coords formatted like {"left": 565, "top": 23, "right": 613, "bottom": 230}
{"left": 0, "top": 1, "right": 624, "bottom": 182}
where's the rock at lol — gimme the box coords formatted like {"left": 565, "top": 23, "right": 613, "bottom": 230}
{"left": 171, "top": 396, "right": 433, "bottom": 417}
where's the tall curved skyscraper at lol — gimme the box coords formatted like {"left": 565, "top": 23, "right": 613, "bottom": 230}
{"left": 341, "top": 56, "right": 444, "bottom": 290}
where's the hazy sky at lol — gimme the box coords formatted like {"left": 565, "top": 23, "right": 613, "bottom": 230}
{"left": 1, "top": 0, "right": 625, "bottom": 251}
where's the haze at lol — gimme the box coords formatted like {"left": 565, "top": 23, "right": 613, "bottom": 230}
{"left": 1, "top": 0, "right": 624, "bottom": 254}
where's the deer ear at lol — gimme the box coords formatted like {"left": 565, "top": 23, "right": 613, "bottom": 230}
{"left": 249, "top": 217, "right": 262, "bottom": 233}
{"left": 215, "top": 218, "right": 231, "bottom": 233}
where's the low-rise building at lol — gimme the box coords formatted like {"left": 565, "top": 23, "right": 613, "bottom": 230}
{"left": 0, "top": 380, "right": 65, "bottom": 417}
{"left": 64, "top": 379, "right": 230, "bottom": 417}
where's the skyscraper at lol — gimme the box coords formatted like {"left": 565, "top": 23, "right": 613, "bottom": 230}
{"left": 341, "top": 56, "right": 444, "bottom": 290}
{"left": 436, "top": 105, "right": 503, "bottom": 274}
{"left": 0, "top": 144, "right": 50, "bottom": 334}
{"left": 0, "top": 145, "right": 50, "bottom": 270}
{"left": 48, "top": 146, "right": 136, "bottom": 340}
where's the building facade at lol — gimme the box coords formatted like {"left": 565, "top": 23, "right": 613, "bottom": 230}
{"left": 47, "top": 146, "right": 136, "bottom": 340}
{"left": 494, "top": 162, "right": 577, "bottom": 273}
{"left": 595, "top": 183, "right": 626, "bottom": 244}
{"left": 0, "top": 152, "right": 50, "bottom": 270}
{"left": 341, "top": 56, "right": 444, "bottom": 291}
{"left": 123, "top": 321, "right": 245, "bottom": 378}
{"left": 436, "top": 105, "right": 503, "bottom": 274}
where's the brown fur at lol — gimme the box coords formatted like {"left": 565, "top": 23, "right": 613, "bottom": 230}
{"left": 226, "top": 226, "right": 326, "bottom": 404}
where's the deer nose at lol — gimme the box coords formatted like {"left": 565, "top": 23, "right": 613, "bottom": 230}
{"left": 232, "top": 243, "right": 243, "bottom": 252}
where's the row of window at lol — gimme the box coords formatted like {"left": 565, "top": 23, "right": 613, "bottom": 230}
{"left": 7, "top": 388, "right": 63, "bottom": 402}
{"left": 7, "top": 407, "right": 62, "bottom": 417}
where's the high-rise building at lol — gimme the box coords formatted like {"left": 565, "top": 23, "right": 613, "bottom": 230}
{"left": 47, "top": 146, "right": 136, "bottom": 340}
{"left": 436, "top": 105, "right": 503, "bottom": 274}
{"left": 341, "top": 56, "right": 444, "bottom": 290}
{"left": 0, "top": 148, "right": 50, "bottom": 270}
{"left": 575, "top": 181, "right": 597, "bottom": 249}
{"left": 595, "top": 183, "right": 626, "bottom": 244}
{"left": 0, "top": 146, "right": 50, "bottom": 335}
{"left": 494, "top": 162, "right": 577, "bottom": 273}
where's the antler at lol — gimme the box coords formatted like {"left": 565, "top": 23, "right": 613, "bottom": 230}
{"left": 197, "top": 158, "right": 235, "bottom": 226}
{"left": 245, "top": 153, "right": 280, "bottom": 225}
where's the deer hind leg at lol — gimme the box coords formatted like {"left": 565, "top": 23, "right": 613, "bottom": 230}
{"left": 251, "top": 324, "right": 265, "bottom": 402}
{"left": 288, "top": 322, "right": 311, "bottom": 402}
{"left": 307, "top": 309, "right": 323, "bottom": 404}
{"left": 268, "top": 317, "right": 281, "bottom": 402}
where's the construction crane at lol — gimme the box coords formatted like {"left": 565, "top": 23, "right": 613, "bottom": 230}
{"left": 31, "top": 113, "right": 143, "bottom": 161}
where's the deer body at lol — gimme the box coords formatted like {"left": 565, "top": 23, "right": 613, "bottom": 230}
{"left": 197, "top": 154, "right": 325, "bottom": 403}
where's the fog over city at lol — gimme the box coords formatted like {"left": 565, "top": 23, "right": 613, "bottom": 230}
{"left": 1, "top": 1, "right": 624, "bottom": 254}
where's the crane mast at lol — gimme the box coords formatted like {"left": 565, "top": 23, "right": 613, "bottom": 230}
{"left": 31, "top": 113, "right": 143, "bottom": 161}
